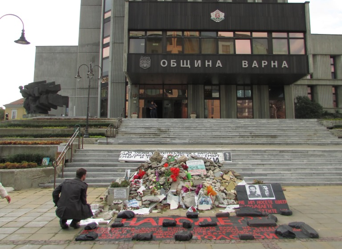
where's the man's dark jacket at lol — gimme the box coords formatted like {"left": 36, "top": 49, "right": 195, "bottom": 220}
{"left": 52, "top": 178, "right": 93, "bottom": 220}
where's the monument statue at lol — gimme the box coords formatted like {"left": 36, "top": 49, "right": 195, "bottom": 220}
{"left": 19, "top": 81, "right": 69, "bottom": 114}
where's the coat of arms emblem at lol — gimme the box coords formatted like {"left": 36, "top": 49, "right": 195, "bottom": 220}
{"left": 211, "top": 9, "right": 225, "bottom": 23}
{"left": 140, "top": 56, "right": 151, "bottom": 69}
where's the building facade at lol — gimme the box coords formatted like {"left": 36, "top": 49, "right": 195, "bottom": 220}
{"left": 4, "top": 98, "right": 26, "bottom": 120}
{"left": 33, "top": 0, "right": 342, "bottom": 119}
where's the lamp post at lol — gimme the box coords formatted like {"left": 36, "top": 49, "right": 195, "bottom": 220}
{"left": 0, "top": 14, "right": 30, "bottom": 44}
{"left": 75, "top": 63, "right": 102, "bottom": 138}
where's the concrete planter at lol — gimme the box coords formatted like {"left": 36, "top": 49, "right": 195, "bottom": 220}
{"left": 190, "top": 114, "right": 196, "bottom": 119}
{"left": 107, "top": 186, "right": 130, "bottom": 205}
{"left": 131, "top": 113, "right": 138, "bottom": 118}
{"left": 0, "top": 165, "right": 62, "bottom": 190}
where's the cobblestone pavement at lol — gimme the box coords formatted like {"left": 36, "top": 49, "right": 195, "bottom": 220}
{"left": 1, "top": 186, "right": 342, "bottom": 249}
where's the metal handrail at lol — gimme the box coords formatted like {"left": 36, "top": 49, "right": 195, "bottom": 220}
{"left": 52, "top": 127, "right": 81, "bottom": 188}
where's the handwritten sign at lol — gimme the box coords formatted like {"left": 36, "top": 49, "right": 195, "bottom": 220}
{"left": 79, "top": 216, "right": 314, "bottom": 241}
{"left": 236, "top": 183, "right": 289, "bottom": 214}
{"left": 186, "top": 160, "right": 206, "bottom": 175}
{"left": 119, "top": 151, "right": 232, "bottom": 163}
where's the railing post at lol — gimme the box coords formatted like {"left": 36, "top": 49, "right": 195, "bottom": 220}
{"left": 53, "top": 163, "right": 56, "bottom": 189}
{"left": 70, "top": 143, "right": 73, "bottom": 163}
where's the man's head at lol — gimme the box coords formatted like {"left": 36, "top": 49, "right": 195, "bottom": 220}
{"left": 76, "top": 168, "right": 87, "bottom": 181}
{"left": 249, "top": 185, "right": 257, "bottom": 194}
{"left": 262, "top": 185, "right": 269, "bottom": 191}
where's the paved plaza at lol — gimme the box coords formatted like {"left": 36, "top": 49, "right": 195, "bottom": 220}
{"left": 1, "top": 185, "right": 342, "bottom": 249}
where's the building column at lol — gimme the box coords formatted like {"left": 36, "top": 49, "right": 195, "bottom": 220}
{"left": 285, "top": 85, "right": 295, "bottom": 119}
{"left": 253, "top": 85, "right": 269, "bottom": 118}
{"left": 226, "top": 85, "right": 237, "bottom": 118}
{"left": 188, "top": 85, "right": 204, "bottom": 118}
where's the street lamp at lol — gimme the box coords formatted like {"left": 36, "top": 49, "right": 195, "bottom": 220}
{"left": 75, "top": 63, "right": 103, "bottom": 138}
{"left": 0, "top": 14, "right": 30, "bottom": 44}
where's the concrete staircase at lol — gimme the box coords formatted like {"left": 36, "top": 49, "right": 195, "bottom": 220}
{"left": 102, "top": 119, "right": 342, "bottom": 145}
{"left": 44, "top": 119, "right": 342, "bottom": 187}
{"left": 48, "top": 148, "right": 342, "bottom": 187}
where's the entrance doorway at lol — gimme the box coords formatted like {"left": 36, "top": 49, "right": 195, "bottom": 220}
{"left": 143, "top": 99, "right": 187, "bottom": 118}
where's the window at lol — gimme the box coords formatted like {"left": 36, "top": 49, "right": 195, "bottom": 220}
{"left": 184, "top": 31, "right": 199, "bottom": 54}
{"left": 146, "top": 31, "right": 162, "bottom": 54}
{"left": 289, "top": 33, "right": 305, "bottom": 54}
{"left": 236, "top": 40, "right": 251, "bottom": 54}
{"left": 128, "top": 30, "right": 305, "bottom": 55}
{"left": 237, "top": 86, "right": 253, "bottom": 118}
{"left": 269, "top": 86, "right": 285, "bottom": 119}
{"left": 129, "top": 31, "right": 145, "bottom": 53}
{"left": 332, "top": 86, "right": 337, "bottom": 108}
{"left": 307, "top": 86, "right": 313, "bottom": 101}
{"left": 204, "top": 86, "right": 220, "bottom": 118}
{"left": 102, "top": 58, "right": 109, "bottom": 76}
{"left": 331, "top": 56, "right": 336, "bottom": 79}
{"left": 104, "top": 0, "right": 112, "bottom": 18}
{"left": 252, "top": 39, "right": 268, "bottom": 54}
{"left": 166, "top": 31, "right": 183, "bottom": 54}
{"left": 11, "top": 110, "right": 17, "bottom": 120}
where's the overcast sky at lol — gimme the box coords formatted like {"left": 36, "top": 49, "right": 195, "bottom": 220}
{"left": 0, "top": 0, "right": 341, "bottom": 108}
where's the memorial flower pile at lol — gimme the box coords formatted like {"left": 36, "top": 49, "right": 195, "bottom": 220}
{"left": 109, "top": 151, "right": 244, "bottom": 212}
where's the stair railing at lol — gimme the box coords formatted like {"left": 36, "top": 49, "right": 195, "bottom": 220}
{"left": 52, "top": 127, "right": 82, "bottom": 189}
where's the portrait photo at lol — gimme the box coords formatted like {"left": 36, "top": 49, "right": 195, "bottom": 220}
{"left": 246, "top": 184, "right": 262, "bottom": 200}
{"left": 259, "top": 184, "right": 276, "bottom": 199}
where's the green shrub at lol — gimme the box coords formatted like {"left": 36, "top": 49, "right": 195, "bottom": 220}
{"left": 7, "top": 154, "right": 53, "bottom": 166}
{"left": 295, "top": 96, "right": 323, "bottom": 119}
{"left": 110, "top": 181, "right": 121, "bottom": 188}
{"left": 120, "top": 180, "right": 130, "bottom": 187}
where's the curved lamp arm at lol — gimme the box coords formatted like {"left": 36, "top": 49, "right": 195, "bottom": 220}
{"left": 92, "top": 65, "right": 103, "bottom": 80}
{"left": 75, "top": 64, "right": 90, "bottom": 79}
{"left": 0, "top": 14, "right": 30, "bottom": 44}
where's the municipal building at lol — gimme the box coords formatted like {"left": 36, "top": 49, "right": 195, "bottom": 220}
{"left": 33, "top": 0, "right": 342, "bottom": 119}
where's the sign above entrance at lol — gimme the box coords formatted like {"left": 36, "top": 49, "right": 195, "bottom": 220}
{"left": 210, "top": 9, "right": 225, "bottom": 23}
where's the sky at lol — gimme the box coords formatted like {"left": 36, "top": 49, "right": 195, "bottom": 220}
{"left": 0, "top": 0, "right": 341, "bottom": 108}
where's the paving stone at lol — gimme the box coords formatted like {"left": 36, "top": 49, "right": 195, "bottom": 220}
{"left": 0, "top": 245, "right": 15, "bottom": 249}
{"left": 2, "top": 233, "right": 32, "bottom": 241}
{"left": 13, "top": 245, "right": 42, "bottom": 249}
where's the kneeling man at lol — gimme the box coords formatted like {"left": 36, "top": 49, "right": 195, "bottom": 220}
{"left": 52, "top": 168, "right": 93, "bottom": 229}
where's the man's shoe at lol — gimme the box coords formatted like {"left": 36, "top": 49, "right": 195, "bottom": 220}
{"left": 70, "top": 221, "right": 80, "bottom": 229}
{"left": 60, "top": 220, "right": 69, "bottom": 230}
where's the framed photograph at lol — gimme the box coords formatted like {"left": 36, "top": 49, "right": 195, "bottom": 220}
{"left": 245, "top": 184, "right": 262, "bottom": 200}
{"left": 246, "top": 184, "right": 276, "bottom": 200}
{"left": 42, "top": 157, "right": 50, "bottom": 166}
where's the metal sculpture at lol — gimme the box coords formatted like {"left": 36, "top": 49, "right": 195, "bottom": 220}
{"left": 19, "top": 81, "right": 68, "bottom": 114}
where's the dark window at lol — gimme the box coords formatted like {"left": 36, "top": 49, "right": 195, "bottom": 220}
{"left": 307, "top": 86, "right": 313, "bottom": 101}
{"left": 331, "top": 56, "right": 336, "bottom": 79}
{"left": 204, "top": 85, "right": 220, "bottom": 119}
{"left": 332, "top": 86, "right": 337, "bottom": 108}
{"left": 269, "top": 86, "right": 285, "bottom": 119}
{"left": 237, "top": 85, "right": 253, "bottom": 119}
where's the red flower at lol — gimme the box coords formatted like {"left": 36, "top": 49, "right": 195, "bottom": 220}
{"left": 164, "top": 163, "right": 169, "bottom": 167}
{"left": 169, "top": 167, "right": 180, "bottom": 182}
{"left": 182, "top": 164, "right": 188, "bottom": 170}
{"left": 134, "top": 169, "right": 146, "bottom": 179}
